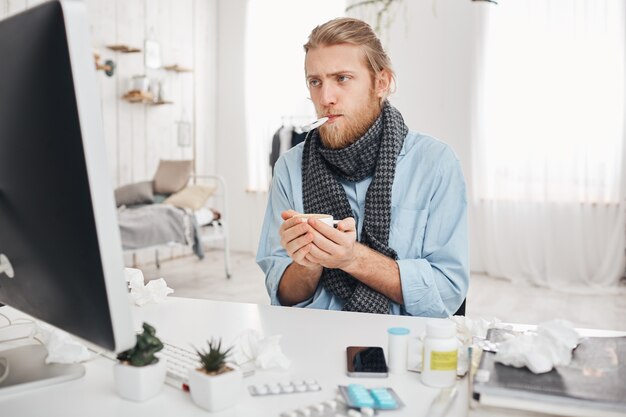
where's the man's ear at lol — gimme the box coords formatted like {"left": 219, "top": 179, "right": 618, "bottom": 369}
{"left": 375, "top": 69, "right": 392, "bottom": 98}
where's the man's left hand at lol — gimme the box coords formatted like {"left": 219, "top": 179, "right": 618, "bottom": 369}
{"left": 304, "top": 217, "right": 359, "bottom": 270}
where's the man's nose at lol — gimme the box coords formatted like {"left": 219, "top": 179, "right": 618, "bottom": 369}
{"left": 319, "top": 83, "right": 337, "bottom": 107}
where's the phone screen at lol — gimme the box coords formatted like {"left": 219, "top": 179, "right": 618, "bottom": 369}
{"left": 346, "top": 346, "right": 388, "bottom": 376}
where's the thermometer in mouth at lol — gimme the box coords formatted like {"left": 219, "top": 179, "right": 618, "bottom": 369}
{"left": 300, "top": 116, "right": 329, "bottom": 133}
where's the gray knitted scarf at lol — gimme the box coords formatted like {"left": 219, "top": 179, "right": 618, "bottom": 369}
{"left": 302, "top": 101, "right": 408, "bottom": 314}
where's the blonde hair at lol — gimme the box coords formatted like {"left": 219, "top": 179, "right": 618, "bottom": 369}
{"left": 304, "top": 17, "right": 396, "bottom": 98}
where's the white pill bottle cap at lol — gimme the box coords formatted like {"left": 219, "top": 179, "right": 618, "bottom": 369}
{"left": 426, "top": 320, "right": 456, "bottom": 339}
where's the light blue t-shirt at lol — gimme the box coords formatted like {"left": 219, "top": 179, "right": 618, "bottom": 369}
{"left": 256, "top": 131, "right": 469, "bottom": 317}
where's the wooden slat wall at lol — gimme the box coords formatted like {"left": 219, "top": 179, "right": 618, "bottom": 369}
{"left": 0, "top": 0, "right": 216, "bottom": 187}
{"left": 1, "top": 0, "right": 218, "bottom": 265}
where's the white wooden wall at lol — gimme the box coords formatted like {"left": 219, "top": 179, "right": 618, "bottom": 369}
{"left": 0, "top": 0, "right": 217, "bottom": 188}
{"left": 1, "top": 0, "right": 218, "bottom": 265}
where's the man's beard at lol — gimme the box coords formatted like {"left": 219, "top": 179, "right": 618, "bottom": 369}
{"left": 318, "top": 93, "right": 381, "bottom": 150}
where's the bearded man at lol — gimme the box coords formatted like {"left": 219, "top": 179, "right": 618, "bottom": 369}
{"left": 257, "top": 17, "right": 469, "bottom": 317}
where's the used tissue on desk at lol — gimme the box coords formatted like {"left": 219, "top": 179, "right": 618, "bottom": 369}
{"left": 36, "top": 323, "right": 91, "bottom": 364}
{"left": 494, "top": 319, "right": 580, "bottom": 374}
{"left": 232, "top": 329, "right": 291, "bottom": 371}
{"left": 125, "top": 267, "right": 174, "bottom": 306}
{"left": 450, "top": 315, "right": 504, "bottom": 376}
{"left": 450, "top": 315, "right": 503, "bottom": 346}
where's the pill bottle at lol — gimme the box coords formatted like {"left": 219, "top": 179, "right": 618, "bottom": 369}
{"left": 421, "top": 320, "right": 457, "bottom": 388}
{"left": 387, "top": 327, "right": 410, "bottom": 373}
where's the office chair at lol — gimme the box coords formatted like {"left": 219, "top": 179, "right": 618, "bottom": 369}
{"left": 454, "top": 299, "right": 466, "bottom": 316}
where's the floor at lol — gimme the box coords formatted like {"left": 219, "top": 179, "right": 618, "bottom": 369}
{"left": 140, "top": 249, "right": 626, "bottom": 332}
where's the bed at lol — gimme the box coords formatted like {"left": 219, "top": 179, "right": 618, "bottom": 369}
{"left": 115, "top": 160, "right": 231, "bottom": 278}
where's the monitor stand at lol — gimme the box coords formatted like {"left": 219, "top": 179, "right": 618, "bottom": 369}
{"left": 0, "top": 344, "right": 85, "bottom": 396}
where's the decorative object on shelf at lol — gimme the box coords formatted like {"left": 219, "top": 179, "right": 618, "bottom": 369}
{"left": 149, "top": 78, "right": 161, "bottom": 103}
{"left": 153, "top": 78, "right": 165, "bottom": 102}
{"left": 93, "top": 51, "right": 115, "bottom": 77}
{"left": 151, "top": 78, "right": 172, "bottom": 105}
{"left": 122, "top": 75, "right": 152, "bottom": 103}
{"left": 122, "top": 75, "right": 172, "bottom": 105}
{"left": 131, "top": 74, "right": 150, "bottom": 93}
{"left": 107, "top": 44, "right": 141, "bottom": 53}
{"left": 163, "top": 64, "right": 193, "bottom": 73}
{"left": 144, "top": 39, "right": 161, "bottom": 69}
{"left": 188, "top": 338, "right": 242, "bottom": 412}
{"left": 122, "top": 90, "right": 172, "bottom": 105}
{"left": 114, "top": 322, "right": 166, "bottom": 402}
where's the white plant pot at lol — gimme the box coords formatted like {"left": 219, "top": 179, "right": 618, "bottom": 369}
{"left": 188, "top": 367, "right": 243, "bottom": 412}
{"left": 113, "top": 359, "right": 166, "bottom": 402}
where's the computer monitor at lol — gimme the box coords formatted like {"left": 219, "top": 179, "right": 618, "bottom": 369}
{"left": 0, "top": 0, "right": 135, "bottom": 393}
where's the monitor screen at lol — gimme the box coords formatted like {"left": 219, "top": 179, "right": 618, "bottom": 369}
{"left": 0, "top": 0, "right": 134, "bottom": 355}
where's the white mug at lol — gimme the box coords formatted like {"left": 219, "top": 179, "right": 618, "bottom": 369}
{"left": 292, "top": 213, "right": 334, "bottom": 227}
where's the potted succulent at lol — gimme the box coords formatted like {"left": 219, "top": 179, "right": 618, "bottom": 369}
{"left": 188, "top": 338, "right": 243, "bottom": 412}
{"left": 114, "top": 322, "right": 166, "bottom": 401}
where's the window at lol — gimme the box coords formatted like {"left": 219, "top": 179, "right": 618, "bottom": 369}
{"left": 474, "top": 0, "right": 624, "bottom": 203}
{"left": 245, "top": 0, "right": 346, "bottom": 191}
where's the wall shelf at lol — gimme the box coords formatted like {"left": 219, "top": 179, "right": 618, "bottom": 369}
{"left": 122, "top": 90, "right": 152, "bottom": 103}
{"left": 107, "top": 44, "right": 141, "bottom": 53}
{"left": 122, "top": 90, "right": 172, "bottom": 105}
{"left": 163, "top": 64, "right": 193, "bottom": 73}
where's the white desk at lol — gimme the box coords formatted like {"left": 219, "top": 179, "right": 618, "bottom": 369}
{"left": 1, "top": 297, "right": 471, "bottom": 417}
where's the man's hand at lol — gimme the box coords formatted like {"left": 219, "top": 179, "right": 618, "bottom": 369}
{"left": 277, "top": 210, "right": 324, "bottom": 306}
{"left": 279, "top": 210, "right": 319, "bottom": 269}
{"left": 304, "top": 217, "right": 358, "bottom": 270}
{"left": 304, "top": 216, "right": 403, "bottom": 304}
{"left": 282, "top": 214, "right": 403, "bottom": 305}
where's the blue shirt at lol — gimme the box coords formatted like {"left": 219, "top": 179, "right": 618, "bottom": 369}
{"left": 256, "top": 131, "right": 469, "bottom": 317}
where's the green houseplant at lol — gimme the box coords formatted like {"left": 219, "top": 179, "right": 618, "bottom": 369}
{"left": 113, "top": 322, "right": 166, "bottom": 401}
{"left": 188, "top": 338, "right": 243, "bottom": 411}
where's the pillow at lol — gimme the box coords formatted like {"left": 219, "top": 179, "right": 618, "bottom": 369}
{"left": 114, "top": 180, "right": 154, "bottom": 207}
{"left": 164, "top": 185, "right": 217, "bottom": 211}
{"left": 153, "top": 159, "right": 193, "bottom": 194}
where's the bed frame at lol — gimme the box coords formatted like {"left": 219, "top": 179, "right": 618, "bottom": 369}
{"left": 125, "top": 174, "right": 232, "bottom": 279}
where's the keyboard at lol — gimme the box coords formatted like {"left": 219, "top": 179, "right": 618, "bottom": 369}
{"left": 160, "top": 342, "right": 200, "bottom": 390}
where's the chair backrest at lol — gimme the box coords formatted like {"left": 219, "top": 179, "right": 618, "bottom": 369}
{"left": 453, "top": 299, "right": 466, "bottom": 316}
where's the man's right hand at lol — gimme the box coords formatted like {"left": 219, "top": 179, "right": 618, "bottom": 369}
{"left": 277, "top": 210, "right": 324, "bottom": 306}
{"left": 279, "top": 210, "right": 320, "bottom": 269}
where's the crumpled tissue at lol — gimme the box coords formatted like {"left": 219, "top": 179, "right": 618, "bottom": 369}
{"left": 35, "top": 323, "right": 91, "bottom": 364}
{"left": 495, "top": 319, "right": 580, "bottom": 374}
{"left": 450, "top": 315, "right": 504, "bottom": 376}
{"left": 450, "top": 315, "right": 503, "bottom": 346}
{"left": 231, "top": 329, "right": 291, "bottom": 371}
{"left": 125, "top": 267, "right": 174, "bottom": 306}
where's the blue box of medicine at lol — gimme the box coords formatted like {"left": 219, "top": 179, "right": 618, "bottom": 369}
{"left": 339, "top": 384, "right": 405, "bottom": 410}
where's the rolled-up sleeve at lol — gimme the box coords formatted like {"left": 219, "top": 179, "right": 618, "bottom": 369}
{"left": 398, "top": 148, "right": 469, "bottom": 317}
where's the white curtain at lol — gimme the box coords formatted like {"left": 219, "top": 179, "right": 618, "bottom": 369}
{"left": 244, "top": 0, "right": 346, "bottom": 191}
{"left": 472, "top": 0, "right": 626, "bottom": 291}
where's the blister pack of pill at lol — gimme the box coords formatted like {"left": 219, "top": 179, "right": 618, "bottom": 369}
{"left": 248, "top": 379, "right": 321, "bottom": 396}
{"left": 279, "top": 397, "right": 377, "bottom": 417}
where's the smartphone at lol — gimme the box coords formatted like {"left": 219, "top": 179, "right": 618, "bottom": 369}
{"left": 346, "top": 346, "right": 388, "bottom": 378}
